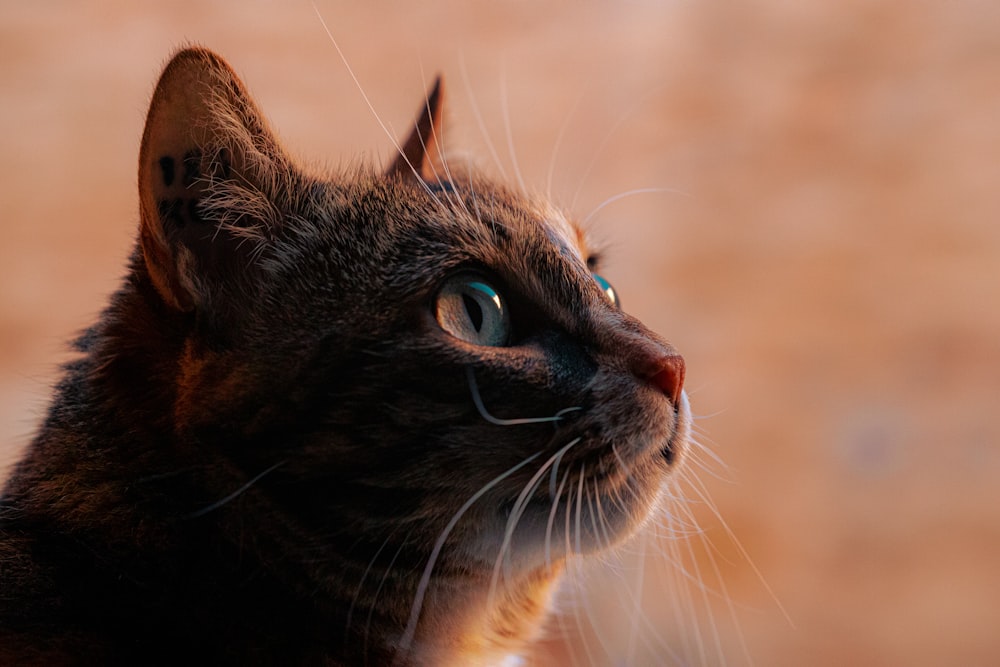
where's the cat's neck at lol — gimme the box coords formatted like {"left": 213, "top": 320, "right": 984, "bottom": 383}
{"left": 393, "top": 561, "right": 564, "bottom": 667}
{"left": 238, "top": 493, "right": 566, "bottom": 665}
{"left": 25, "top": 283, "right": 564, "bottom": 666}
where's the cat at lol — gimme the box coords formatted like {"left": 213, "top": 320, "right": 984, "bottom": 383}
{"left": 0, "top": 47, "right": 689, "bottom": 666}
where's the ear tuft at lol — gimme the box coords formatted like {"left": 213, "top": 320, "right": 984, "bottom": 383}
{"left": 387, "top": 76, "right": 447, "bottom": 184}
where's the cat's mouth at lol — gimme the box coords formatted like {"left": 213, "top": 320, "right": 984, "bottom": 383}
{"left": 660, "top": 390, "right": 691, "bottom": 465}
{"left": 593, "top": 384, "right": 692, "bottom": 478}
{"left": 481, "top": 390, "right": 691, "bottom": 566}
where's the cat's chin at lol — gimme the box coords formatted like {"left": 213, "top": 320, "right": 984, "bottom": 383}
{"left": 470, "top": 392, "right": 691, "bottom": 572}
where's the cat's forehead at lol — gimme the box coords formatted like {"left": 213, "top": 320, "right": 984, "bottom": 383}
{"left": 535, "top": 201, "right": 588, "bottom": 263}
{"left": 399, "top": 173, "right": 591, "bottom": 266}
{"left": 449, "top": 176, "right": 590, "bottom": 262}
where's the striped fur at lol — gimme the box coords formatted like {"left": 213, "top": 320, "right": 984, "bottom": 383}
{"left": 0, "top": 48, "right": 689, "bottom": 665}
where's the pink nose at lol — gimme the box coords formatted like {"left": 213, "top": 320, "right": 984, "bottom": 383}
{"left": 646, "top": 354, "right": 685, "bottom": 405}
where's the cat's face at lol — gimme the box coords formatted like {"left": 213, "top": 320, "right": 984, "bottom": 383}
{"left": 259, "top": 176, "right": 688, "bottom": 570}
{"left": 139, "top": 49, "right": 688, "bottom": 596}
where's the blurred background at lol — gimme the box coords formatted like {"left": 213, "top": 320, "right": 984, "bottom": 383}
{"left": 2, "top": 2, "right": 999, "bottom": 665}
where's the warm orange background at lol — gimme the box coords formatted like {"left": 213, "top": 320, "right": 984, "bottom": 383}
{"left": 3, "top": 3, "right": 999, "bottom": 665}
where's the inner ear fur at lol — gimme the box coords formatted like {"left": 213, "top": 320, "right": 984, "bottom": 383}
{"left": 387, "top": 76, "right": 447, "bottom": 184}
{"left": 137, "top": 47, "right": 288, "bottom": 312}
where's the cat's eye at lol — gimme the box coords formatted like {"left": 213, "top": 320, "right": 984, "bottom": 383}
{"left": 435, "top": 274, "right": 511, "bottom": 347}
{"left": 593, "top": 273, "right": 619, "bottom": 308}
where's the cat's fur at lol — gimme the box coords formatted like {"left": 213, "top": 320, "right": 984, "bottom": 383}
{"left": 0, "top": 48, "right": 689, "bottom": 666}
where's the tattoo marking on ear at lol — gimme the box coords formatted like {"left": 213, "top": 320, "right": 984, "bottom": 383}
{"left": 159, "top": 156, "right": 176, "bottom": 187}
{"left": 157, "top": 197, "right": 184, "bottom": 228}
{"left": 182, "top": 149, "right": 202, "bottom": 187}
{"left": 156, "top": 196, "right": 203, "bottom": 231}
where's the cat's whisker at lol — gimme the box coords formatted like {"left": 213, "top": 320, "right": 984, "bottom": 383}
{"left": 613, "top": 528, "right": 691, "bottom": 666}
{"left": 583, "top": 478, "right": 605, "bottom": 553}
{"left": 548, "top": 453, "right": 562, "bottom": 503}
{"left": 489, "top": 437, "right": 583, "bottom": 608}
{"left": 186, "top": 460, "right": 286, "bottom": 519}
{"left": 683, "top": 441, "right": 734, "bottom": 484}
{"left": 396, "top": 449, "right": 543, "bottom": 662}
{"left": 638, "top": 497, "right": 704, "bottom": 665}
{"left": 682, "top": 467, "right": 795, "bottom": 633}
{"left": 572, "top": 464, "right": 585, "bottom": 556}
{"left": 312, "top": 7, "right": 404, "bottom": 172}
{"left": 366, "top": 529, "right": 418, "bottom": 666}
{"left": 488, "top": 469, "right": 550, "bottom": 614}
{"left": 608, "top": 443, "right": 643, "bottom": 518}
{"left": 498, "top": 70, "right": 529, "bottom": 196}
{"left": 465, "top": 180, "right": 499, "bottom": 240}
{"left": 560, "top": 470, "right": 601, "bottom": 667}
{"left": 581, "top": 186, "right": 691, "bottom": 226}
{"left": 690, "top": 404, "right": 729, "bottom": 421}
{"left": 572, "top": 467, "right": 626, "bottom": 663}
{"left": 649, "top": 504, "right": 708, "bottom": 588}
{"left": 658, "top": 504, "right": 712, "bottom": 666}
{"left": 544, "top": 470, "right": 571, "bottom": 569}
{"left": 459, "top": 56, "right": 509, "bottom": 183}
{"left": 691, "top": 441, "right": 729, "bottom": 480}
{"left": 551, "top": 406, "right": 580, "bottom": 421}
{"left": 680, "top": 505, "right": 730, "bottom": 665}
{"left": 653, "top": 491, "right": 704, "bottom": 540}
{"left": 640, "top": 467, "right": 757, "bottom": 667}
{"left": 590, "top": 476, "right": 615, "bottom": 554}
{"left": 414, "top": 66, "right": 472, "bottom": 220}
{"left": 554, "top": 451, "right": 715, "bottom": 665}
{"left": 345, "top": 529, "right": 395, "bottom": 643}
{"left": 465, "top": 366, "right": 581, "bottom": 426}
{"left": 651, "top": 548, "right": 702, "bottom": 667}
{"left": 670, "top": 504, "right": 713, "bottom": 665}
{"left": 314, "top": 5, "right": 456, "bottom": 206}
{"left": 544, "top": 89, "right": 587, "bottom": 202}
{"left": 566, "top": 77, "right": 674, "bottom": 212}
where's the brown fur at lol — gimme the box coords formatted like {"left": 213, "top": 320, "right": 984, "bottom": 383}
{"left": 0, "top": 47, "right": 689, "bottom": 665}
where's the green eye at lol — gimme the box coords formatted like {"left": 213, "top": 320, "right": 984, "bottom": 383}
{"left": 435, "top": 274, "right": 510, "bottom": 346}
{"left": 593, "top": 273, "right": 619, "bottom": 307}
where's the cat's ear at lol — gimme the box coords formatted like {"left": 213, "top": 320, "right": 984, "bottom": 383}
{"left": 386, "top": 76, "right": 447, "bottom": 183}
{"left": 138, "top": 47, "right": 290, "bottom": 312}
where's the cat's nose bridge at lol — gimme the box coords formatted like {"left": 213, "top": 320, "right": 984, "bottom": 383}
{"left": 599, "top": 318, "right": 686, "bottom": 405}
{"left": 598, "top": 311, "right": 686, "bottom": 405}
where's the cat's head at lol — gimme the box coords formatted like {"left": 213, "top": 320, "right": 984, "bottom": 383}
{"left": 132, "top": 46, "right": 688, "bottom": 595}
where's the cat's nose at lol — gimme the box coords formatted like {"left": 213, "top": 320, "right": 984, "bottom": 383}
{"left": 634, "top": 350, "right": 686, "bottom": 405}
{"left": 650, "top": 354, "right": 685, "bottom": 405}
